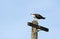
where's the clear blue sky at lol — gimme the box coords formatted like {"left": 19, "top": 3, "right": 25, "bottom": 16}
{"left": 0, "top": 0, "right": 60, "bottom": 39}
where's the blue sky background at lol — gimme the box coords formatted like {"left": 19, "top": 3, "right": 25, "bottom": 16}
{"left": 0, "top": 0, "right": 60, "bottom": 39}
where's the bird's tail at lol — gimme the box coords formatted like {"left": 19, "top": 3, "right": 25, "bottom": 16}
{"left": 42, "top": 17, "right": 45, "bottom": 19}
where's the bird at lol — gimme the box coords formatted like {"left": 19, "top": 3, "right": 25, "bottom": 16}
{"left": 31, "top": 14, "right": 45, "bottom": 19}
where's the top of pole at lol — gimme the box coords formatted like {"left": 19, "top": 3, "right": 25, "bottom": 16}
{"left": 27, "top": 13, "right": 49, "bottom": 32}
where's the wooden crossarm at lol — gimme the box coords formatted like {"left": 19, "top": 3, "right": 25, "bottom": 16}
{"left": 27, "top": 22, "right": 49, "bottom": 32}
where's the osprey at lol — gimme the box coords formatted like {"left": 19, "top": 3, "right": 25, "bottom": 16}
{"left": 32, "top": 14, "right": 45, "bottom": 19}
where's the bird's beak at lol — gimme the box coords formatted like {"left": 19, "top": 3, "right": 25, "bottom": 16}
{"left": 31, "top": 14, "right": 35, "bottom": 17}
{"left": 30, "top": 13, "right": 35, "bottom": 17}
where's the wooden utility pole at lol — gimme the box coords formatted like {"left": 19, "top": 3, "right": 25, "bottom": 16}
{"left": 31, "top": 20, "right": 38, "bottom": 39}
{"left": 27, "top": 14, "right": 49, "bottom": 39}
